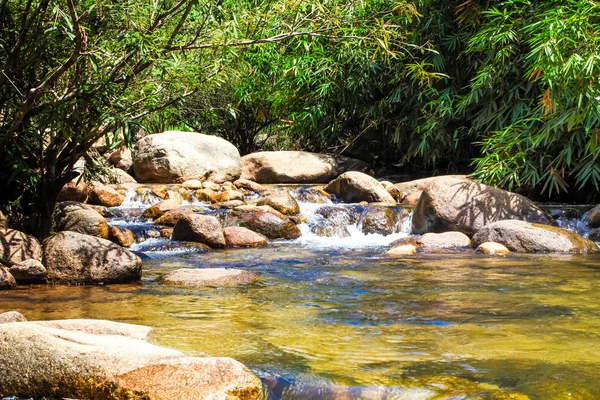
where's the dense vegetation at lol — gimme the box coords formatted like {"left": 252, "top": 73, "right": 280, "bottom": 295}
{"left": 1, "top": 0, "right": 599, "bottom": 237}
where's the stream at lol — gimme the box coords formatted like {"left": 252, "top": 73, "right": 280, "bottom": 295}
{"left": 2, "top": 186, "right": 600, "bottom": 399}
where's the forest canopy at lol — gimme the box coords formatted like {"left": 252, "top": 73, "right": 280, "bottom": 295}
{"left": 1, "top": 0, "right": 599, "bottom": 237}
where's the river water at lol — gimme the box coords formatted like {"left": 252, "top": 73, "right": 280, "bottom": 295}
{"left": 2, "top": 187, "right": 600, "bottom": 399}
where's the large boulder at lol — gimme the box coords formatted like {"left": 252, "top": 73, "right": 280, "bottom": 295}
{"left": 172, "top": 214, "right": 226, "bottom": 248}
{"left": 241, "top": 151, "right": 369, "bottom": 184}
{"left": 394, "top": 175, "right": 469, "bottom": 205}
{"left": 0, "top": 319, "right": 262, "bottom": 399}
{"left": 223, "top": 227, "right": 268, "bottom": 248}
{"left": 325, "top": 171, "right": 396, "bottom": 205}
{"left": 235, "top": 211, "right": 301, "bottom": 240}
{"left": 157, "top": 268, "right": 258, "bottom": 286}
{"left": 133, "top": 131, "right": 241, "bottom": 183}
{"left": 472, "top": 220, "right": 598, "bottom": 253}
{"left": 43, "top": 231, "right": 142, "bottom": 284}
{"left": 257, "top": 191, "right": 300, "bottom": 215}
{"left": 54, "top": 202, "right": 109, "bottom": 239}
{"left": 412, "top": 178, "right": 553, "bottom": 236}
{"left": 0, "top": 228, "right": 42, "bottom": 266}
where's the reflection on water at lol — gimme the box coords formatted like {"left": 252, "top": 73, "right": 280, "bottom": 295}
{"left": 2, "top": 245, "right": 600, "bottom": 399}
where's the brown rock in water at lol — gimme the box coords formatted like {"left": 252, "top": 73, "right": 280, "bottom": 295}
{"left": 0, "top": 311, "right": 26, "bottom": 323}
{"left": 210, "top": 200, "right": 245, "bottom": 210}
{"left": 109, "top": 226, "right": 136, "bottom": 248}
{"left": 235, "top": 211, "right": 301, "bottom": 240}
{"left": 475, "top": 242, "right": 510, "bottom": 255}
{"left": 160, "top": 228, "right": 173, "bottom": 238}
{"left": 154, "top": 206, "right": 197, "bottom": 226}
{"left": 143, "top": 199, "right": 181, "bottom": 219}
{"left": 43, "top": 231, "right": 142, "bottom": 284}
{"left": 8, "top": 259, "right": 47, "bottom": 284}
{"left": 215, "top": 190, "right": 244, "bottom": 203}
{"left": 0, "top": 228, "right": 43, "bottom": 266}
{"left": 157, "top": 268, "right": 258, "bottom": 286}
{"left": 386, "top": 244, "right": 417, "bottom": 256}
{"left": 54, "top": 202, "right": 109, "bottom": 239}
{"left": 107, "top": 147, "right": 133, "bottom": 171}
{"left": 88, "top": 183, "right": 125, "bottom": 207}
{"left": 241, "top": 151, "right": 370, "bottom": 183}
{"left": 233, "top": 179, "right": 267, "bottom": 193}
{"left": 0, "top": 267, "right": 16, "bottom": 289}
{"left": 181, "top": 179, "right": 204, "bottom": 189}
{"left": 151, "top": 185, "right": 170, "bottom": 199}
{"left": 472, "top": 220, "right": 598, "bottom": 253}
{"left": 416, "top": 231, "right": 471, "bottom": 248}
{"left": 412, "top": 177, "right": 554, "bottom": 236}
{"left": 325, "top": 171, "right": 396, "bottom": 205}
{"left": 202, "top": 181, "right": 221, "bottom": 191}
{"left": 257, "top": 191, "right": 300, "bottom": 215}
{"left": 172, "top": 214, "right": 226, "bottom": 248}
{"left": 0, "top": 319, "right": 262, "bottom": 399}
{"left": 112, "top": 168, "right": 137, "bottom": 184}
{"left": 133, "top": 131, "right": 242, "bottom": 183}
{"left": 57, "top": 180, "right": 89, "bottom": 203}
{"left": 234, "top": 205, "right": 286, "bottom": 220}
{"left": 195, "top": 188, "right": 219, "bottom": 203}
{"left": 358, "top": 206, "right": 396, "bottom": 235}
{"left": 223, "top": 227, "right": 268, "bottom": 248}
{"left": 585, "top": 204, "right": 600, "bottom": 228}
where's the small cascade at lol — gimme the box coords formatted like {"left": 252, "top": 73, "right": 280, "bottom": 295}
{"left": 544, "top": 204, "right": 597, "bottom": 240}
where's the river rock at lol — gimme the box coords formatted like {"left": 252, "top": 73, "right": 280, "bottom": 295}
{"left": 181, "top": 179, "right": 204, "bottom": 189}
{"left": 112, "top": 168, "right": 137, "bottom": 184}
{"left": 223, "top": 227, "right": 268, "bottom": 248}
{"left": 0, "top": 228, "right": 43, "bottom": 267}
{"left": 107, "top": 147, "right": 133, "bottom": 171}
{"left": 325, "top": 172, "right": 396, "bottom": 205}
{"left": 0, "top": 311, "right": 26, "bottom": 323}
{"left": 54, "top": 202, "right": 109, "bottom": 239}
{"left": 475, "top": 242, "right": 510, "bottom": 255}
{"left": 195, "top": 188, "right": 219, "bottom": 203}
{"left": 215, "top": 190, "right": 244, "bottom": 203}
{"left": 88, "top": 183, "right": 125, "bottom": 207}
{"left": 133, "top": 131, "right": 241, "bottom": 183}
{"left": 412, "top": 178, "right": 553, "bottom": 236}
{"left": 0, "top": 319, "right": 262, "bottom": 399}
{"left": 416, "top": 231, "right": 471, "bottom": 248}
{"left": 8, "top": 259, "right": 47, "bottom": 284}
{"left": 236, "top": 211, "right": 301, "bottom": 240}
{"left": 210, "top": 200, "right": 245, "bottom": 209}
{"left": 43, "top": 231, "right": 142, "bottom": 284}
{"left": 233, "top": 179, "right": 267, "bottom": 193}
{"left": 109, "top": 226, "right": 135, "bottom": 248}
{"left": 241, "top": 151, "right": 369, "bottom": 183}
{"left": 472, "top": 220, "right": 598, "bottom": 253}
{"left": 358, "top": 206, "right": 395, "bottom": 235}
{"left": 394, "top": 175, "right": 469, "bottom": 205}
{"left": 157, "top": 268, "right": 258, "bottom": 286}
{"left": 0, "top": 267, "right": 16, "bottom": 289}
{"left": 172, "top": 214, "right": 226, "bottom": 248}
{"left": 154, "top": 206, "right": 197, "bottom": 226}
{"left": 143, "top": 198, "right": 181, "bottom": 219}
{"left": 257, "top": 191, "right": 300, "bottom": 215}
{"left": 57, "top": 180, "right": 89, "bottom": 203}
{"left": 234, "top": 205, "right": 286, "bottom": 219}
{"left": 386, "top": 244, "right": 417, "bottom": 256}
{"left": 585, "top": 204, "right": 600, "bottom": 228}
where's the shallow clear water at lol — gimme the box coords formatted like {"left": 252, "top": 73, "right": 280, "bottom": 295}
{"left": 3, "top": 245, "right": 600, "bottom": 399}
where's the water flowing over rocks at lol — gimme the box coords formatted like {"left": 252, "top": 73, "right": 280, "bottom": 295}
{"left": 172, "top": 214, "right": 227, "bottom": 248}
{"left": 223, "top": 226, "right": 268, "bottom": 248}
{"left": 0, "top": 228, "right": 43, "bottom": 266}
{"left": 241, "top": 151, "right": 370, "bottom": 183}
{"left": 0, "top": 319, "right": 262, "bottom": 399}
{"left": 325, "top": 171, "right": 396, "bottom": 205}
{"left": 157, "top": 268, "right": 259, "bottom": 286}
{"left": 54, "top": 201, "right": 109, "bottom": 239}
{"left": 412, "top": 177, "right": 554, "bottom": 236}
{"left": 133, "top": 131, "right": 242, "bottom": 183}
{"left": 43, "top": 231, "right": 142, "bottom": 284}
{"left": 472, "top": 220, "right": 598, "bottom": 253}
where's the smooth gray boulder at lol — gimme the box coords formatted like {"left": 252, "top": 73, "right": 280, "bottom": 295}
{"left": 0, "top": 319, "right": 262, "bottom": 399}
{"left": 133, "top": 131, "right": 241, "bottom": 183}
{"left": 325, "top": 171, "right": 396, "bottom": 205}
{"left": 472, "top": 220, "right": 598, "bottom": 253}
{"left": 412, "top": 177, "right": 554, "bottom": 236}
{"left": 241, "top": 151, "right": 369, "bottom": 183}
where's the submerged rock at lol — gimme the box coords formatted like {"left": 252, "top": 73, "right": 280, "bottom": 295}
{"left": 0, "top": 319, "right": 262, "bottom": 399}
{"left": 43, "top": 231, "right": 142, "bottom": 284}
{"left": 241, "top": 151, "right": 369, "bottom": 183}
{"left": 157, "top": 268, "right": 258, "bottom": 286}
{"left": 223, "top": 226, "right": 268, "bottom": 248}
{"left": 172, "top": 214, "right": 226, "bottom": 248}
{"left": 416, "top": 231, "right": 471, "bottom": 248}
{"left": 54, "top": 202, "right": 109, "bottom": 239}
{"left": 257, "top": 191, "right": 300, "bottom": 215}
{"left": 0, "top": 228, "right": 43, "bottom": 266}
{"left": 8, "top": 259, "right": 47, "bottom": 284}
{"left": 412, "top": 178, "right": 554, "bottom": 236}
{"left": 358, "top": 206, "right": 396, "bottom": 235}
{"left": 475, "top": 241, "right": 511, "bottom": 255}
{"left": 472, "top": 220, "right": 598, "bottom": 253}
{"left": 133, "top": 131, "right": 242, "bottom": 183}
{"left": 0, "top": 311, "right": 26, "bottom": 324}
{"left": 325, "top": 171, "right": 396, "bottom": 205}
{"left": 0, "top": 267, "right": 16, "bottom": 289}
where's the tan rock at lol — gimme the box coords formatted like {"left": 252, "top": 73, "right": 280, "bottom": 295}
{"left": 257, "top": 191, "right": 300, "bottom": 215}
{"left": 0, "top": 267, "right": 16, "bottom": 289}
{"left": 57, "top": 180, "right": 89, "bottom": 203}
{"left": 109, "top": 226, "right": 136, "bottom": 248}
{"left": 195, "top": 188, "right": 218, "bottom": 203}
{"left": 234, "top": 205, "right": 285, "bottom": 219}
{"left": 394, "top": 175, "right": 469, "bottom": 205}
{"left": 215, "top": 190, "right": 244, "bottom": 203}
{"left": 107, "top": 147, "right": 133, "bottom": 171}
{"left": 88, "top": 183, "right": 125, "bottom": 207}
{"left": 475, "top": 242, "right": 510, "bottom": 255}
{"left": 181, "top": 179, "right": 203, "bottom": 189}
{"left": 154, "top": 206, "right": 197, "bottom": 226}
{"left": 0, "top": 311, "right": 26, "bottom": 324}
{"left": 223, "top": 227, "right": 268, "bottom": 248}
{"left": 8, "top": 259, "right": 47, "bottom": 284}
{"left": 358, "top": 206, "right": 396, "bottom": 235}
{"left": 416, "top": 231, "right": 471, "bottom": 248}
{"left": 235, "top": 211, "right": 301, "bottom": 240}
{"left": 202, "top": 181, "right": 221, "bottom": 191}
{"left": 54, "top": 202, "right": 109, "bottom": 239}
{"left": 151, "top": 185, "right": 170, "bottom": 199}
{"left": 233, "top": 179, "right": 267, "bottom": 192}
{"left": 0, "top": 228, "right": 43, "bottom": 266}
{"left": 143, "top": 199, "right": 181, "bottom": 219}
{"left": 172, "top": 214, "right": 226, "bottom": 248}
{"left": 157, "top": 268, "right": 258, "bottom": 286}
{"left": 386, "top": 244, "right": 417, "bottom": 256}
{"left": 160, "top": 228, "right": 173, "bottom": 238}
{"left": 325, "top": 171, "right": 396, "bottom": 205}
